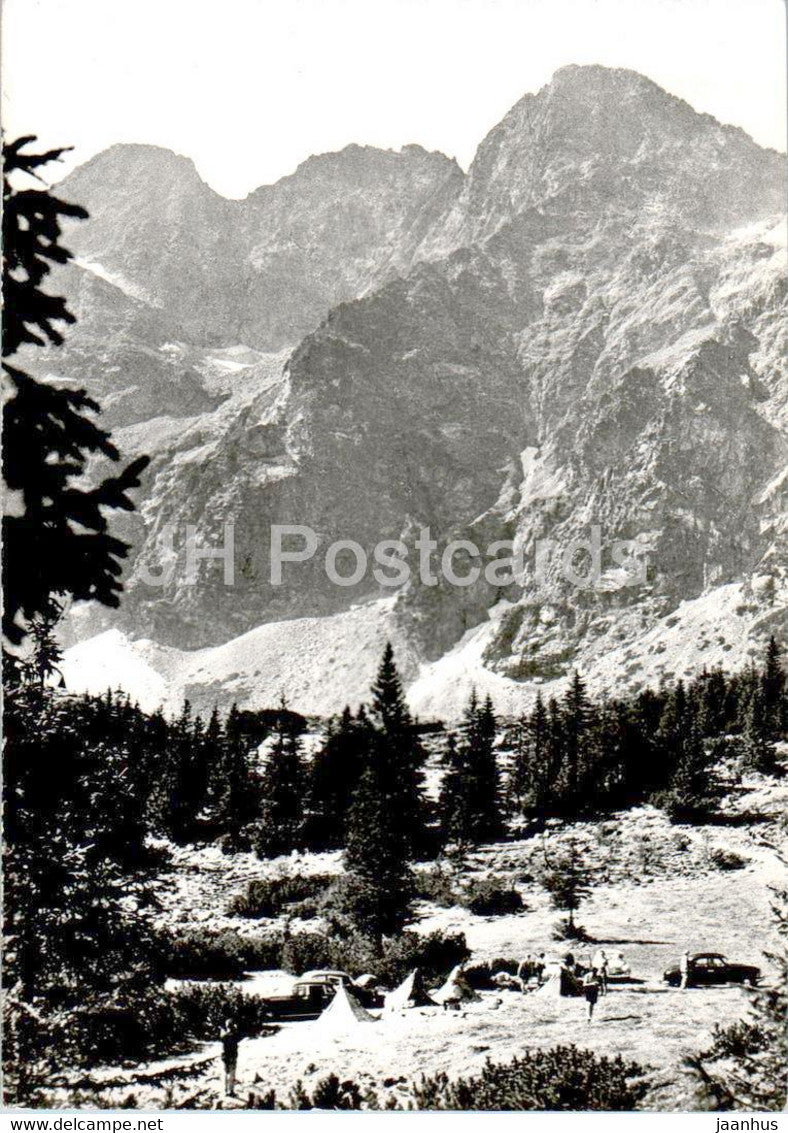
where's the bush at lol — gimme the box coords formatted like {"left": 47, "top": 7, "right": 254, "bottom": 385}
{"left": 289, "top": 1074, "right": 364, "bottom": 1110}
{"left": 552, "top": 917, "right": 591, "bottom": 943}
{"left": 412, "top": 1045, "right": 647, "bottom": 1110}
{"left": 159, "top": 922, "right": 469, "bottom": 989}
{"left": 651, "top": 790, "right": 713, "bottom": 826}
{"left": 282, "top": 928, "right": 470, "bottom": 987}
{"left": 413, "top": 866, "right": 458, "bottom": 907}
{"left": 708, "top": 847, "right": 747, "bottom": 871}
{"left": 464, "top": 957, "right": 520, "bottom": 990}
{"left": 161, "top": 928, "right": 281, "bottom": 978}
{"left": 2, "top": 981, "right": 276, "bottom": 1077}
{"left": 460, "top": 878, "right": 524, "bottom": 917}
{"left": 166, "top": 982, "right": 273, "bottom": 1040}
{"left": 228, "top": 874, "right": 332, "bottom": 919}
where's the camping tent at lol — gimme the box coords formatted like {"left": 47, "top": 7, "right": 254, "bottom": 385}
{"left": 384, "top": 967, "right": 434, "bottom": 1011}
{"left": 430, "top": 965, "right": 480, "bottom": 1007}
{"left": 533, "top": 961, "right": 581, "bottom": 998}
{"left": 315, "top": 983, "right": 376, "bottom": 1031}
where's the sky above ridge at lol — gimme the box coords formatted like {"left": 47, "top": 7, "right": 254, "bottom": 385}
{"left": 3, "top": 0, "right": 786, "bottom": 198}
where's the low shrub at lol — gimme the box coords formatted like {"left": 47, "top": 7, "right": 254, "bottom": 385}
{"left": 552, "top": 917, "right": 591, "bottom": 943}
{"left": 166, "top": 982, "right": 272, "bottom": 1040}
{"left": 282, "top": 928, "right": 470, "bottom": 987}
{"left": 228, "top": 874, "right": 332, "bottom": 919}
{"left": 413, "top": 866, "right": 458, "bottom": 907}
{"left": 159, "top": 922, "right": 469, "bottom": 989}
{"left": 708, "top": 847, "right": 747, "bottom": 871}
{"left": 2, "top": 982, "right": 275, "bottom": 1079}
{"left": 460, "top": 878, "right": 524, "bottom": 916}
{"left": 161, "top": 928, "right": 281, "bottom": 978}
{"left": 412, "top": 1045, "right": 647, "bottom": 1110}
{"left": 289, "top": 1074, "right": 364, "bottom": 1110}
{"left": 163, "top": 929, "right": 251, "bottom": 978}
{"left": 464, "top": 957, "right": 520, "bottom": 990}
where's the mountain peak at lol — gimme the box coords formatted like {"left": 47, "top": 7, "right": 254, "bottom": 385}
{"left": 425, "top": 63, "right": 787, "bottom": 256}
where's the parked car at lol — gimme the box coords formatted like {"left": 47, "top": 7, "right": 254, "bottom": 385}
{"left": 264, "top": 970, "right": 382, "bottom": 1021}
{"left": 662, "top": 952, "right": 760, "bottom": 988}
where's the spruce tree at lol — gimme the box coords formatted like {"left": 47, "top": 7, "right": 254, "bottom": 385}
{"left": 557, "top": 672, "right": 591, "bottom": 812}
{"left": 343, "top": 754, "right": 413, "bottom": 944}
{"left": 506, "top": 714, "right": 531, "bottom": 817}
{"left": 697, "top": 668, "right": 728, "bottom": 738}
{"left": 2, "top": 137, "right": 148, "bottom": 645}
{"left": 257, "top": 696, "right": 307, "bottom": 857}
{"left": 368, "top": 643, "right": 427, "bottom": 855}
{"left": 307, "top": 706, "right": 369, "bottom": 848}
{"left": 21, "top": 599, "right": 64, "bottom": 689}
{"left": 541, "top": 838, "right": 592, "bottom": 940}
{"left": 741, "top": 687, "right": 777, "bottom": 775}
{"left": 761, "top": 635, "right": 785, "bottom": 740}
{"left": 473, "top": 694, "right": 504, "bottom": 840}
{"left": 663, "top": 702, "right": 714, "bottom": 821}
{"left": 439, "top": 691, "right": 502, "bottom": 845}
{"left": 438, "top": 730, "right": 475, "bottom": 849}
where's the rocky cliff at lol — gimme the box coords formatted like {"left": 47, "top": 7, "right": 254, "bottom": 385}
{"left": 39, "top": 66, "right": 787, "bottom": 715}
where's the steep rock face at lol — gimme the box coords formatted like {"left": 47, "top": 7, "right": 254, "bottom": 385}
{"left": 44, "top": 66, "right": 788, "bottom": 693}
{"left": 418, "top": 65, "right": 785, "bottom": 260}
{"left": 114, "top": 248, "right": 527, "bottom": 646}
{"left": 27, "top": 261, "right": 221, "bottom": 429}
{"left": 393, "top": 66, "right": 787, "bottom": 676}
{"left": 240, "top": 145, "right": 464, "bottom": 347}
{"left": 58, "top": 142, "right": 463, "bottom": 351}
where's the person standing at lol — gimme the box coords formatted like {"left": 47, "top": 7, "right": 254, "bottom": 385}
{"left": 582, "top": 968, "right": 601, "bottom": 1023}
{"left": 679, "top": 950, "right": 691, "bottom": 990}
{"left": 592, "top": 949, "right": 609, "bottom": 994}
{"left": 220, "top": 1016, "right": 241, "bottom": 1097}
{"left": 534, "top": 953, "right": 547, "bottom": 984}
{"left": 517, "top": 953, "right": 534, "bottom": 988}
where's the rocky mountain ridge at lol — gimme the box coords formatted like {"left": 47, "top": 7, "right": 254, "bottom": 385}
{"left": 33, "top": 65, "right": 787, "bottom": 716}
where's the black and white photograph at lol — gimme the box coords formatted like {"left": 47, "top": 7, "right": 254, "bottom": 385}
{"left": 2, "top": 0, "right": 787, "bottom": 1115}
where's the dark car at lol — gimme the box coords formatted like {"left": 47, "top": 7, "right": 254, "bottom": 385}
{"left": 662, "top": 952, "right": 760, "bottom": 988}
{"left": 264, "top": 970, "right": 382, "bottom": 1021}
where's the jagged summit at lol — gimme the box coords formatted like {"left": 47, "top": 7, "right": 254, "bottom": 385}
{"left": 36, "top": 70, "right": 787, "bottom": 715}
{"left": 63, "top": 141, "right": 216, "bottom": 193}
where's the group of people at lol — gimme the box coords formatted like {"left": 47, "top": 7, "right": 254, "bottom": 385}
{"left": 517, "top": 948, "right": 631, "bottom": 1021}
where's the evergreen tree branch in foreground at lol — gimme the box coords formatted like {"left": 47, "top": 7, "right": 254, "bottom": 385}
{"left": 2, "top": 136, "right": 148, "bottom": 645}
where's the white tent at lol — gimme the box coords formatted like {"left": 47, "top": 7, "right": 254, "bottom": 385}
{"left": 384, "top": 967, "right": 434, "bottom": 1011}
{"left": 533, "top": 961, "right": 565, "bottom": 998}
{"left": 430, "top": 965, "right": 480, "bottom": 1007}
{"left": 533, "top": 961, "right": 581, "bottom": 998}
{"left": 315, "top": 983, "right": 376, "bottom": 1031}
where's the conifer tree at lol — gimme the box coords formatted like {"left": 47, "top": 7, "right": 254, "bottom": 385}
{"left": 697, "top": 667, "right": 728, "bottom": 738}
{"left": 256, "top": 695, "right": 307, "bottom": 857}
{"left": 307, "top": 706, "right": 370, "bottom": 848}
{"left": 2, "top": 137, "right": 148, "bottom": 645}
{"left": 438, "top": 730, "right": 474, "bottom": 849}
{"left": 473, "top": 694, "right": 503, "bottom": 839}
{"left": 439, "top": 691, "right": 503, "bottom": 845}
{"left": 557, "top": 672, "right": 591, "bottom": 811}
{"left": 541, "top": 838, "right": 592, "bottom": 940}
{"left": 506, "top": 713, "right": 531, "bottom": 817}
{"left": 761, "top": 635, "right": 785, "bottom": 740}
{"left": 741, "top": 687, "right": 777, "bottom": 775}
{"left": 368, "top": 643, "right": 427, "bottom": 854}
{"left": 662, "top": 702, "right": 714, "bottom": 821}
{"left": 343, "top": 755, "right": 413, "bottom": 944}
{"left": 21, "top": 599, "right": 64, "bottom": 689}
